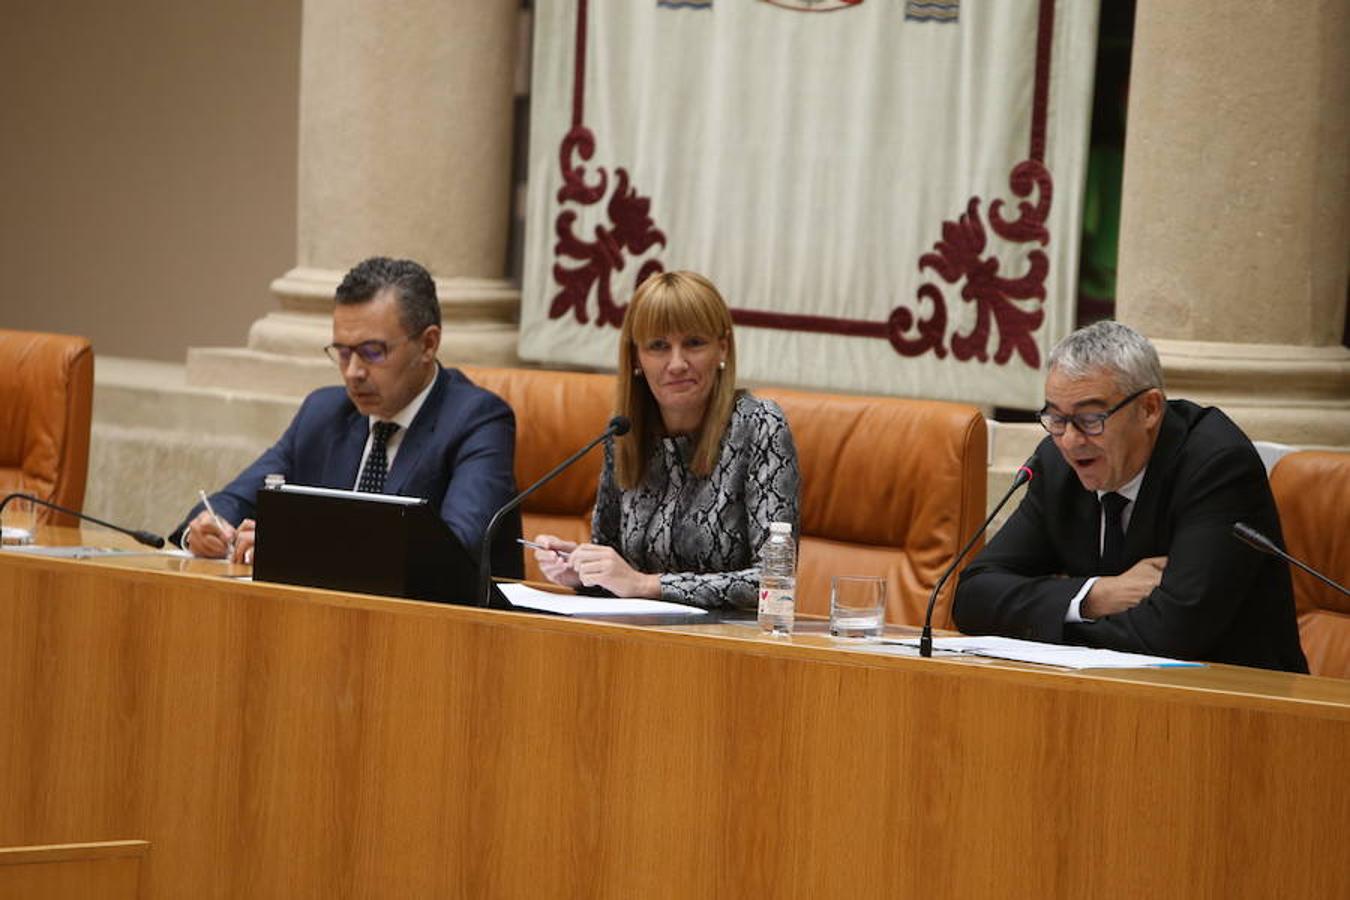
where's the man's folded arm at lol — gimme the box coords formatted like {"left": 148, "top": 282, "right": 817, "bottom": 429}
{"left": 955, "top": 571, "right": 1089, "bottom": 641}
{"left": 1063, "top": 447, "right": 1268, "bottom": 660}
{"left": 953, "top": 483, "right": 1084, "bottom": 640}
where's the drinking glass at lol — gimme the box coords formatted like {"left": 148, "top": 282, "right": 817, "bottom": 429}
{"left": 1, "top": 496, "right": 37, "bottom": 546}
{"left": 829, "top": 575, "right": 886, "bottom": 639}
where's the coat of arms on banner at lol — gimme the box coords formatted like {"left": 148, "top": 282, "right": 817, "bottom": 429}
{"left": 659, "top": 1, "right": 868, "bottom": 9}
{"left": 905, "top": 1, "right": 959, "bottom": 22}
{"left": 522, "top": 0, "right": 1098, "bottom": 407}
{"left": 761, "top": 1, "right": 865, "bottom": 11}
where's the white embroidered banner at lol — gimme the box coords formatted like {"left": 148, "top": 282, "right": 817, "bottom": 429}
{"left": 521, "top": 0, "right": 1099, "bottom": 407}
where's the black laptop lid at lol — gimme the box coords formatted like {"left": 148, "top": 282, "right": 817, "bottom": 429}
{"left": 252, "top": 484, "right": 507, "bottom": 607}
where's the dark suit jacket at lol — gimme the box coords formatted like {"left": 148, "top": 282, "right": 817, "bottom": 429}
{"left": 170, "top": 366, "right": 523, "bottom": 578}
{"left": 953, "top": 400, "right": 1307, "bottom": 673}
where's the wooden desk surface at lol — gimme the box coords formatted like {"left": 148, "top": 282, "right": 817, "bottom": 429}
{"left": 2, "top": 527, "right": 1348, "bottom": 898}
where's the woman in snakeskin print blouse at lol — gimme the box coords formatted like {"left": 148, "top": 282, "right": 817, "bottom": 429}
{"left": 532, "top": 271, "right": 800, "bottom": 609}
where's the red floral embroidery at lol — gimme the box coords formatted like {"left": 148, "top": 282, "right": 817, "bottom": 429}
{"left": 550, "top": 125, "right": 667, "bottom": 327}
{"left": 891, "top": 159, "right": 1051, "bottom": 367}
{"left": 550, "top": 0, "right": 667, "bottom": 329}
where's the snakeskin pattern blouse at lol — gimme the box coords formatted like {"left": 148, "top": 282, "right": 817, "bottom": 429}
{"left": 592, "top": 392, "right": 800, "bottom": 609}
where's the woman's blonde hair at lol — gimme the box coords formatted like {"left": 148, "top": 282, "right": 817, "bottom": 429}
{"left": 614, "top": 270, "right": 738, "bottom": 490}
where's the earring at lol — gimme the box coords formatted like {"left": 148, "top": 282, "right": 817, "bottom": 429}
{"left": 718, "top": 360, "right": 726, "bottom": 370}
{"left": 633, "top": 367, "right": 642, "bottom": 377}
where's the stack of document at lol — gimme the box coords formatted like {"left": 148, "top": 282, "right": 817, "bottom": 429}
{"left": 883, "top": 635, "right": 1203, "bottom": 669}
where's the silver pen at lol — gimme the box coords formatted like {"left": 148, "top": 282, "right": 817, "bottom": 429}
{"left": 517, "top": 537, "right": 571, "bottom": 560}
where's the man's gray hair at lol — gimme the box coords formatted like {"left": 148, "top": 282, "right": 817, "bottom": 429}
{"left": 1047, "top": 321, "right": 1165, "bottom": 395}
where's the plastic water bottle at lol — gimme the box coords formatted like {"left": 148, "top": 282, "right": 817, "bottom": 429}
{"left": 758, "top": 521, "right": 796, "bottom": 635}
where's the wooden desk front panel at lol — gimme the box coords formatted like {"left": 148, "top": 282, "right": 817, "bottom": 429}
{"left": 0, "top": 553, "right": 1347, "bottom": 899}
{"left": 0, "top": 841, "right": 148, "bottom": 900}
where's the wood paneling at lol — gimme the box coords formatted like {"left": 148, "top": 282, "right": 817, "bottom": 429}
{"left": 1, "top": 539, "right": 1348, "bottom": 899}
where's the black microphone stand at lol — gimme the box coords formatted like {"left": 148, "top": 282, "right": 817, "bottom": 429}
{"left": 0, "top": 492, "right": 166, "bottom": 548}
{"left": 919, "top": 460, "right": 1035, "bottom": 658}
{"left": 478, "top": 416, "right": 631, "bottom": 607}
{"left": 1233, "top": 522, "right": 1348, "bottom": 596}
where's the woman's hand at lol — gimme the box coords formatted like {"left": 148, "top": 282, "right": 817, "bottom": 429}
{"left": 567, "top": 543, "right": 662, "bottom": 598}
{"left": 532, "top": 534, "right": 582, "bottom": 588}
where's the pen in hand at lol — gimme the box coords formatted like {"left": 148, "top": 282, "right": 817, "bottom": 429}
{"left": 197, "top": 490, "right": 236, "bottom": 560}
{"left": 517, "top": 538, "right": 571, "bottom": 560}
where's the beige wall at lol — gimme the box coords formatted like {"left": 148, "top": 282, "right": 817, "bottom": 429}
{"left": 0, "top": 0, "right": 301, "bottom": 362}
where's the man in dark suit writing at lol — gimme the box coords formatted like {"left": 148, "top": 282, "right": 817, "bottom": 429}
{"left": 953, "top": 321, "right": 1306, "bottom": 672}
{"left": 171, "top": 257, "right": 522, "bottom": 576}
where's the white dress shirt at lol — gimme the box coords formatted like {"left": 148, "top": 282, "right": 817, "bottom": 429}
{"left": 1065, "top": 465, "right": 1148, "bottom": 623}
{"left": 351, "top": 374, "right": 437, "bottom": 491}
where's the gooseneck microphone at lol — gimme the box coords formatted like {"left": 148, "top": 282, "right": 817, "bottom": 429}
{"left": 919, "top": 457, "right": 1036, "bottom": 658}
{"left": 478, "top": 415, "right": 632, "bottom": 606}
{"left": 0, "top": 492, "right": 166, "bottom": 549}
{"left": 1232, "top": 522, "right": 1348, "bottom": 597}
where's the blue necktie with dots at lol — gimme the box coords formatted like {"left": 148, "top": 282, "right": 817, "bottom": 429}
{"left": 357, "top": 421, "right": 400, "bottom": 493}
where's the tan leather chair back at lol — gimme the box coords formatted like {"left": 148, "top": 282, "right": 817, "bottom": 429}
{"left": 757, "top": 387, "right": 986, "bottom": 627}
{"left": 461, "top": 366, "right": 613, "bottom": 552}
{"left": 1269, "top": 451, "right": 1350, "bottom": 678}
{"left": 461, "top": 366, "right": 987, "bottom": 627}
{"left": 0, "top": 330, "right": 94, "bottom": 526}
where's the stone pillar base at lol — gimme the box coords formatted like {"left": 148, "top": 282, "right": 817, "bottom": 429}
{"left": 1153, "top": 339, "right": 1350, "bottom": 448}
{"left": 185, "top": 267, "right": 523, "bottom": 396}
{"left": 269, "top": 266, "right": 521, "bottom": 319}
{"left": 186, "top": 347, "right": 337, "bottom": 397}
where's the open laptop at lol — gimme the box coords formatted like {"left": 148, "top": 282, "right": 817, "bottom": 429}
{"left": 252, "top": 483, "right": 510, "bottom": 608}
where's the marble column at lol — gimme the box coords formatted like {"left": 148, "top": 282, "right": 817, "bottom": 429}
{"left": 1116, "top": 0, "right": 1349, "bottom": 447}
{"left": 190, "top": 0, "right": 523, "bottom": 395}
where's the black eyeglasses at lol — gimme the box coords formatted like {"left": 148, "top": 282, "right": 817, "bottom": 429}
{"left": 324, "top": 334, "right": 416, "bottom": 367}
{"left": 1038, "top": 387, "right": 1151, "bottom": 437}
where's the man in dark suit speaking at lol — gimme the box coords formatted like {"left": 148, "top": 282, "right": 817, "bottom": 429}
{"left": 171, "top": 257, "right": 521, "bottom": 576}
{"left": 953, "top": 321, "right": 1306, "bottom": 672}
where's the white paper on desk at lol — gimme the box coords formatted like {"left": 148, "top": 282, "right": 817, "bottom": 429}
{"left": 892, "top": 636, "right": 1203, "bottom": 669}
{"left": 0, "top": 545, "right": 145, "bottom": 559}
{"left": 499, "top": 583, "right": 707, "bottom": 617}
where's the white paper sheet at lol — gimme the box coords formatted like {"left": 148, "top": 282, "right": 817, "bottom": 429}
{"left": 499, "top": 583, "right": 707, "bottom": 618}
{"left": 881, "top": 635, "right": 1203, "bottom": 669}
{"left": 1, "top": 545, "right": 146, "bottom": 559}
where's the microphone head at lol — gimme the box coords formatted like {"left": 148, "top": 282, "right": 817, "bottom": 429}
{"left": 608, "top": 415, "right": 632, "bottom": 437}
{"left": 134, "top": 530, "right": 167, "bottom": 549}
{"left": 1013, "top": 456, "right": 1037, "bottom": 487}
